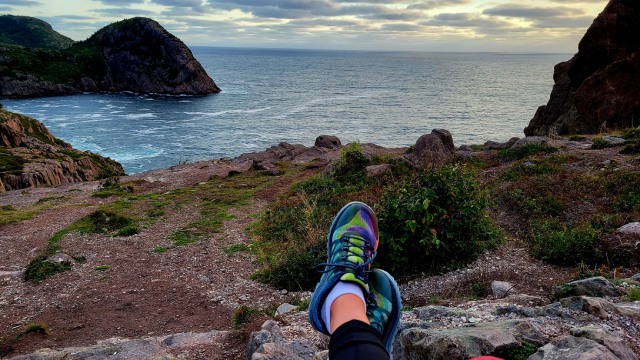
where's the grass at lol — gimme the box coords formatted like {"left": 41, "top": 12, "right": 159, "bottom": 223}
{"left": 0, "top": 147, "right": 26, "bottom": 175}
{"left": 497, "top": 143, "right": 557, "bottom": 161}
{"left": 23, "top": 255, "right": 72, "bottom": 284}
{"left": 95, "top": 265, "right": 108, "bottom": 271}
{"left": 223, "top": 243, "right": 250, "bottom": 255}
{"left": 232, "top": 305, "right": 262, "bottom": 328}
{"left": 626, "top": 287, "right": 640, "bottom": 301}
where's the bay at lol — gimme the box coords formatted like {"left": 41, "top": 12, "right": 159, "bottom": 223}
{"left": 1, "top": 47, "right": 568, "bottom": 174}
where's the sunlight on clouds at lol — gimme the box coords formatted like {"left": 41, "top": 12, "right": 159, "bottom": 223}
{"left": 0, "top": 0, "right": 611, "bottom": 52}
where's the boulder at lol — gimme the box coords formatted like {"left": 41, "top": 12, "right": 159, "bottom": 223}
{"left": 314, "top": 135, "right": 341, "bottom": 149}
{"left": 617, "top": 222, "right": 640, "bottom": 236}
{"left": 491, "top": 281, "right": 515, "bottom": 298}
{"left": 405, "top": 129, "right": 455, "bottom": 168}
{"left": 570, "top": 326, "right": 639, "bottom": 360}
{"left": 511, "top": 136, "right": 549, "bottom": 148}
{"left": 524, "top": 0, "right": 640, "bottom": 135}
{"left": 483, "top": 137, "right": 519, "bottom": 150}
{"left": 558, "top": 276, "right": 625, "bottom": 298}
{"left": 396, "top": 320, "right": 546, "bottom": 360}
{"left": 527, "top": 335, "right": 620, "bottom": 360}
{"left": 275, "top": 303, "right": 298, "bottom": 316}
{"left": 365, "top": 164, "right": 391, "bottom": 177}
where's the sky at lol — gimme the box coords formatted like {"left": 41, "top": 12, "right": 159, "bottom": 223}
{"left": 1, "top": 0, "right": 609, "bottom": 52}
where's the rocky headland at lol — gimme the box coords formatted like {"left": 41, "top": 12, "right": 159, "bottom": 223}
{"left": 0, "top": 16, "right": 220, "bottom": 98}
{"left": 525, "top": 0, "right": 640, "bottom": 136}
{"left": 0, "top": 108, "right": 124, "bottom": 192}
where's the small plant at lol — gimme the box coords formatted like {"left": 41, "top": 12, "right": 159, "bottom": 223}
{"left": 18, "top": 323, "right": 49, "bottom": 337}
{"left": 223, "top": 243, "right": 250, "bottom": 255}
{"left": 95, "top": 265, "right": 108, "bottom": 271}
{"left": 626, "top": 287, "right": 640, "bottom": 301}
{"left": 114, "top": 225, "right": 139, "bottom": 237}
{"left": 493, "top": 342, "right": 539, "bottom": 360}
{"left": 498, "top": 144, "right": 557, "bottom": 161}
{"left": 290, "top": 298, "right": 310, "bottom": 311}
{"left": 568, "top": 135, "right": 587, "bottom": 141}
{"left": 331, "top": 142, "right": 370, "bottom": 183}
{"left": 233, "top": 305, "right": 261, "bottom": 328}
{"left": 591, "top": 136, "right": 614, "bottom": 149}
{"left": 23, "top": 256, "right": 72, "bottom": 284}
{"left": 528, "top": 219, "right": 601, "bottom": 267}
{"left": 153, "top": 246, "right": 168, "bottom": 253}
{"left": 170, "top": 229, "right": 200, "bottom": 246}
{"left": 93, "top": 177, "right": 133, "bottom": 198}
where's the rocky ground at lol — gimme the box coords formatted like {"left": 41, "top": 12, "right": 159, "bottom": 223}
{"left": 1, "top": 134, "right": 639, "bottom": 360}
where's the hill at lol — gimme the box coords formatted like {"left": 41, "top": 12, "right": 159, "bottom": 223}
{"left": 0, "top": 17, "right": 220, "bottom": 98}
{"left": 0, "top": 15, "right": 74, "bottom": 49}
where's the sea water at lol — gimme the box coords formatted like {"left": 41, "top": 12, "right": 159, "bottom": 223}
{"left": 1, "top": 48, "right": 569, "bottom": 174}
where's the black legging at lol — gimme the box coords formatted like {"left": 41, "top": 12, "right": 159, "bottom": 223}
{"left": 329, "top": 320, "right": 390, "bottom": 360}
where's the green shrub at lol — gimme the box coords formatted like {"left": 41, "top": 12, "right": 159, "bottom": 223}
{"left": 591, "top": 136, "right": 613, "bottom": 149}
{"left": 622, "top": 128, "right": 640, "bottom": 141}
{"left": 331, "top": 142, "right": 370, "bottom": 183}
{"left": 114, "top": 225, "right": 139, "bottom": 236}
{"left": 493, "top": 342, "right": 539, "bottom": 360}
{"left": 626, "top": 287, "right": 640, "bottom": 301}
{"left": 528, "top": 219, "right": 601, "bottom": 266}
{"left": 85, "top": 210, "right": 134, "bottom": 234}
{"left": 498, "top": 144, "right": 557, "bottom": 161}
{"left": 23, "top": 255, "right": 71, "bottom": 284}
{"left": 376, "top": 164, "right": 502, "bottom": 277}
{"left": 233, "top": 305, "right": 261, "bottom": 328}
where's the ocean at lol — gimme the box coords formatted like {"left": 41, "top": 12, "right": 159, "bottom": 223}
{"left": 1, "top": 47, "right": 569, "bottom": 174}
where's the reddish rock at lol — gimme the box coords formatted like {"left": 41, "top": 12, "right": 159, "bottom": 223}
{"left": 0, "top": 109, "right": 124, "bottom": 192}
{"left": 525, "top": 0, "right": 640, "bottom": 135}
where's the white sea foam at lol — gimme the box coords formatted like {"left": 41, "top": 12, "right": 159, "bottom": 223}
{"left": 122, "top": 113, "right": 156, "bottom": 120}
{"left": 184, "top": 107, "right": 270, "bottom": 117}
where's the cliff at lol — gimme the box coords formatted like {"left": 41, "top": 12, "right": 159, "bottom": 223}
{"left": 0, "top": 108, "right": 124, "bottom": 192}
{"left": 525, "top": 0, "right": 640, "bottom": 135}
{"left": 0, "top": 15, "right": 74, "bottom": 50}
{"left": 0, "top": 17, "right": 220, "bottom": 98}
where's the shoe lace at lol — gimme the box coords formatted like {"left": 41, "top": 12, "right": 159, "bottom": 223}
{"left": 314, "top": 233, "right": 377, "bottom": 275}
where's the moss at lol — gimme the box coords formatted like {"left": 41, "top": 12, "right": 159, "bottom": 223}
{"left": 23, "top": 255, "right": 72, "bottom": 284}
{"left": 0, "top": 147, "right": 25, "bottom": 175}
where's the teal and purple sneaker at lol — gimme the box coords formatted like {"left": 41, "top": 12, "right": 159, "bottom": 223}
{"left": 308, "top": 201, "right": 379, "bottom": 335}
{"left": 367, "top": 268, "right": 402, "bottom": 357}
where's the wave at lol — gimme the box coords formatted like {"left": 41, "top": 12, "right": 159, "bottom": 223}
{"left": 122, "top": 113, "right": 157, "bottom": 120}
{"left": 183, "top": 107, "right": 271, "bottom": 117}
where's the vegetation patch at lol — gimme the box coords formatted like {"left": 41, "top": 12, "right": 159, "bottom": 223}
{"left": 253, "top": 143, "right": 502, "bottom": 290}
{"left": 497, "top": 143, "right": 557, "bottom": 161}
{"left": 626, "top": 287, "right": 640, "bottom": 301}
{"left": 0, "top": 147, "right": 25, "bottom": 175}
{"left": 223, "top": 243, "right": 250, "bottom": 255}
{"left": 377, "top": 164, "right": 502, "bottom": 277}
{"left": 232, "top": 305, "right": 262, "bottom": 328}
{"left": 493, "top": 342, "right": 539, "bottom": 360}
{"left": 23, "top": 255, "right": 72, "bottom": 284}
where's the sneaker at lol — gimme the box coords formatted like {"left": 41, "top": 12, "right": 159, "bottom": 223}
{"left": 308, "top": 201, "right": 379, "bottom": 335}
{"left": 367, "top": 268, "right": 402, "bottom": 357}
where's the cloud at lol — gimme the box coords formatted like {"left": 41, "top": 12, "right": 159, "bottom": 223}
{"left": 548, "top": 0, "right": 606, "bottom": 3}
{"left": 92, "top": 7, "right": 157, "bottom": 17}
{"left": 97, "top": 0, "right": 146, "bottom": 4}
{"left": 1, "top": 0, "right": 42, "bottom": 6}
{"left": 482, "top": 4, "right": 584, "bottom": 19}
{"left": 152, "top": 0, "right": 204, "bottom": 7}
{"left": 407, "top": 0, "right": 472, "bottom": 10}
{"left": 380, "top": 23, "right": 423, "bottom": 32}
{"left": 532, "top": 15, "right": 595, "bottom": 28}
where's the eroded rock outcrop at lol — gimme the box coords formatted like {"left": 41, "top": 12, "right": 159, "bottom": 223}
{"left": 0, "top": 109, "right": 124, "bottom": 192}
{"left": 525, "top": 0, "right": 640, "bottom": 135}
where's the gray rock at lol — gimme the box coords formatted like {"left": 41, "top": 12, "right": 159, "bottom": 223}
{"left": 617, "top": 222, "right": 640, "bottom": 236}
{"left": 44, "top": 253, "right": 74, "bottom": 266}
{"left": 495, "top": 302, "right": 571, "bottom": 319}
{"left": 458, "top": 145, "right": 473, "bottom": 151}
{"left": 431, "top": 129, "right": 455, "bottom": 152}
{"left": 558, "top": 276, "right": 625, "bottom": 298}
{"left": 632, "top": 274, "right": 640, "bottom": 282}
{"left": 527, "top": 335, "right": 619, "bottom": 360}
{"left": 570, "top": 326, "right": 639, "bottom": 360}
{"left": 413, "top": 305, "right": 476, "bottom": 320}
{"left": 248, "top": 329, "right": 274, "bottom": 358}
{"left": 275, "top": 303, "right": 298, "bottom": 316}
{"left": 366, "top": 164, "right": 391, "bottom": 177}
{"left": 313, "top": 350, "right": 329, "bottom": 360}
{"left": 512, "top": 136, "right": 550, "bottom": 148}
{"left": 491, "top": 281, "right": 515, "bottom": 298}
{"left": 602, "top": 136, "right": 626, "bottom": 145}
{"left": 314, "top": 135, "right": 341, "bottom": 149}
{"left": 396, "top": 320, "right": 546, "bottom": 360}
{"left": 405, "top": 130, "right": 455, "bottom": 168}
{"left": 484, "top": 137, "right": 519, "bottom": 150}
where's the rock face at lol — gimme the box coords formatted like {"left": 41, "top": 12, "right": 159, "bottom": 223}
{"left": 0, "top": 109, "right": 124, "bottom": 192}
{"left": 524, "top": 0, "right": 640, "bottom": 135}
{"left": 0, "top": 17, "right": 220, "bottom": 98}
{"left": 84, "top": 17, "right": 220, "bottom": 95}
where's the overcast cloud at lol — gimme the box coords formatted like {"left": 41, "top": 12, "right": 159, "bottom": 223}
{"left": 1, "top": 0, "right": 608, "bottom": 52}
